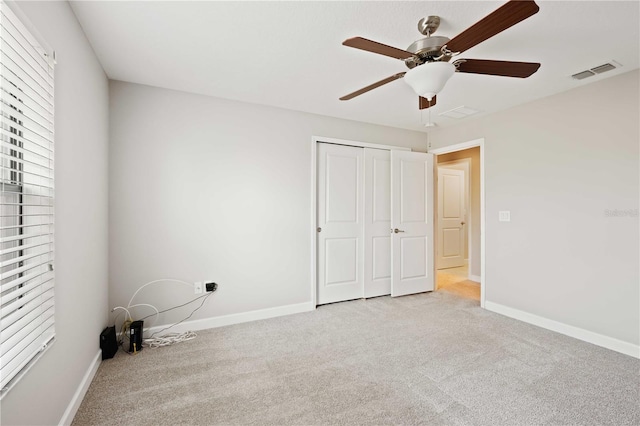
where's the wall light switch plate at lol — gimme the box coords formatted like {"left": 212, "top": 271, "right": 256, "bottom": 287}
{"left": 194, "top": 281, "right": 203, "bottom": 294}
{"left": 499, "top": 211, "right": 511, "bottom": 222}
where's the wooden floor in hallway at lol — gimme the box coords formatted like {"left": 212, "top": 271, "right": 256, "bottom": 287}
{"left": 436, "top": 264, "right": 480, "bottom": 301}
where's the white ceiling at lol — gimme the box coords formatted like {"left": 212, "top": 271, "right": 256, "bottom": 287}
{"left": 69, "top": 1, "right": 639, "bottom": 132}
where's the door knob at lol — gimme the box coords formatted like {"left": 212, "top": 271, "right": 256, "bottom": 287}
{"left": 394, "top": 228, "right": 405, "bottom": 233}
{"left": 461, "top": 221, "right": 466, "bottom": 225}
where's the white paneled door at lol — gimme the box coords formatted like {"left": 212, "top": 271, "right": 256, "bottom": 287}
{"left": 364, "top": 149, "right": 391, "bottom": 298}
{"left": 437, "top": 167, "right": 466, "bottom": 269}
{"left": 391, "top": 151, "right": 434, "bottom": 297}
{"left": 317, "top": 143, "right": 364, "bottom": 305}
{"left": 317, "top": 143, "right": 434, "bottom": 304}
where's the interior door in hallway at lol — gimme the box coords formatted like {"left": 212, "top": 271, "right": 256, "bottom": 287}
{"left": 317, "top": 143, "right": 364, "bottom": 305}
{"left": 391, "top": 151, "right": 434, "bottom": 297}
{"left": 437, "top": 167, "right": 466, "bottom": 269}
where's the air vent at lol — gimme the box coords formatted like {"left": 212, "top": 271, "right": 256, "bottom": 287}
{"left": 439, "top": 106, "right": 480, "bottom": 119}
{"left": 591, "top": 63, "right": 616, "bottom": 74}
{"left": 572, "top": 61, "right": 621, "bottom": 80}
{"left": 572, "top": 70, "right": 596, "bottom": 80}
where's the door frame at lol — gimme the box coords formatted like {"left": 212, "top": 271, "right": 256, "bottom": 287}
{"left": 436, "top": 159, "right": 471, "bottom": 272}
{"left": 429, "top": 138, "right": 485, "bottom": 308}
{"left": 310, "top": 136, "right": 411, "bottom": 307}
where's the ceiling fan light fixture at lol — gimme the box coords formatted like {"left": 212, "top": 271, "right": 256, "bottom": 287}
{"left": 404, "top": 62, "right": 455, "bottom": 101}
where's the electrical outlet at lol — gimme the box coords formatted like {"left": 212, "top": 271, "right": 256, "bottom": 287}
{"left": 205, "top": 281, "right": 217, "bottom": 292}
{"left": 194, "top": 281, "right": 203, "bottom": 294}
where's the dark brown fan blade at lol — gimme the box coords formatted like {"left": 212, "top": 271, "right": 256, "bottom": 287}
{"left": 343, "top": 37, "right": 416, "bottom": 60}
{"left": 340, "top": 73, "right": 406, "bottom": 101}
{"left": 456, "top": 59, "right": 540, "bottom": 78}
{"left": 446, "top": 1, "right": 539, "bottom": 54}
{"left": 419, "top": 96, "right": 437, "bottom": 110}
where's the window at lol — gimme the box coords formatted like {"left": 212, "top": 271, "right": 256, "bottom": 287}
{"left": 0, "top": 1, "right": 55, "bottom": 396}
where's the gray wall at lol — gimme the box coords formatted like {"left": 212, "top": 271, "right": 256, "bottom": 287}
{"left": 0, "top": 2, "right": 109, "bottom": 425}
{"left": 108, "top": 81, "right": 427, "bottom": 326}
{"left": 429, "top": 70, "right": 639, "bottom": 346}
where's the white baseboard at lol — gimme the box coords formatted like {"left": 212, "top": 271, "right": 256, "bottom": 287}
{"left": 484, "top": 301, "right": 640, "bottom": 359}
{"left": 58, "top": 350, "right": 101, "bottom": 426}
{"left": 145, "top": 301, "right": 315, "bottom": 336}
{"left": 468, "top": 274, "right": 481, "bottom": 283}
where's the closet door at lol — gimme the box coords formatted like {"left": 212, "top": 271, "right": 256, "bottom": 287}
{"left": 317, "top": 143, "right": 364, "bottom": 305}
{"left": 391, "top": 151, "right": 434, "bottom": 297}
{"left": 364, "top": 149, "right": 391, "bottom": 298}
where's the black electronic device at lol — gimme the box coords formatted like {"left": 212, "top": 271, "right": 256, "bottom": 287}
{"left": 129, "top": 320, "right": 144, "bottom": 353}
{"left": 100, "top": 326, "right": 118, "bottom": 360}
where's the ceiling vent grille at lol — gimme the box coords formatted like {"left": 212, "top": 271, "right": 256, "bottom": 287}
{"left": 439, "top": 106, "right": 480, "bottom": 119}
{"left": 572, "top": 70, "right": 596, "bottom": 80}
{"left": 591, "top": 63, "right": 616, "bottom": 74}
{"left": 571, "top": 61, "right": 621, "bottom": 80}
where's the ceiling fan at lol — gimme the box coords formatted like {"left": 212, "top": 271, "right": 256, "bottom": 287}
{"left": 340, "top": 0, "right": 541, "bottom": 110}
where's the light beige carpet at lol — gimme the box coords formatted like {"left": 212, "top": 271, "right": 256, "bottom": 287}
{"left": 73, "top": 292, "right": 640, "bottom": 425}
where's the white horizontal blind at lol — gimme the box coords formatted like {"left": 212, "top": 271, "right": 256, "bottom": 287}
{"left": 0, "top": 1, "right": 55, "bottom": 394}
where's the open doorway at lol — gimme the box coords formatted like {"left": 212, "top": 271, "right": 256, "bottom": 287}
{"left": 430, "top": 141, "right": 484, "bottom": 305}
{"left": 436, "top": 158, "right": 475, "bottom": 299}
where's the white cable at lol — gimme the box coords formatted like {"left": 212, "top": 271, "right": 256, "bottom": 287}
{"left": 143, "top": 331, "right": 197, "bottom": 348}
{"left": 111, "top": 306, "right": 132, "bottom": 322}
{"left": 116, "top": 278, "right": 206, "bottom": 349}
{"left": 126, "top": 278, "right": 193, "bottom": 310}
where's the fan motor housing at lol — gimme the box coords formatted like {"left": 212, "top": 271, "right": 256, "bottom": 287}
{"left": 405, "top": 35, "right": 450, "bottom": 69}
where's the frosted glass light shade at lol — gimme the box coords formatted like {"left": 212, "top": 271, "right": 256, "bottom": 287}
{"left": 404, "top": 62, "right": 455, "bottom": 101}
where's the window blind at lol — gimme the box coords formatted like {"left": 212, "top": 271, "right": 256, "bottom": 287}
{"left": 0, "top": 1, "right": 55, "bottom": 394}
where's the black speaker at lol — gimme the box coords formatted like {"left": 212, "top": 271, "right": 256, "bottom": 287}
{"left": 129, "top": 320, "right": 144, "bottom": 353}
{"left": 100, "top": 326, "right": 117, "bottom": 360}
